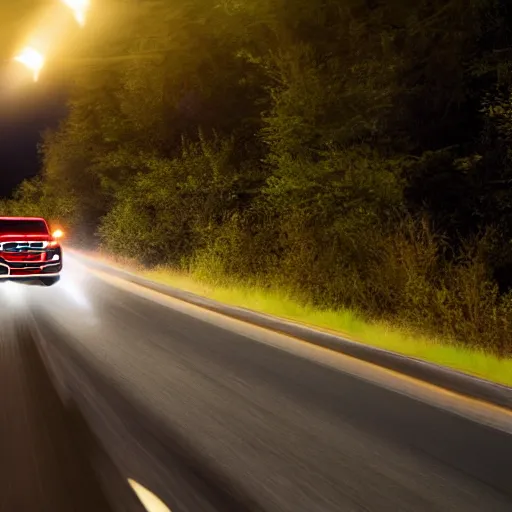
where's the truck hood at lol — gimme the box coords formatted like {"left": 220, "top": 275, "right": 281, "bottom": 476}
{"left": 0, "top": 234, "right": 52, "bottom": 242}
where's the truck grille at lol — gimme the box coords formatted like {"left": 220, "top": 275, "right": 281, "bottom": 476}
{"left": 0, "top": 241, "right": 48, "bottom": 252}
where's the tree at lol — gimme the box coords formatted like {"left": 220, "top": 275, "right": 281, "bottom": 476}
{"left": 11, "top": 0, "right": 512, "bottom": 353}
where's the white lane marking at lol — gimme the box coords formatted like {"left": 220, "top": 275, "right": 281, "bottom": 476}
{"left": 128, "top": 479, "right": 171, "bottom": 512}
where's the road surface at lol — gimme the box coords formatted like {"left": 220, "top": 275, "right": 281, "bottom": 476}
{"left": 1, "top": 255, "right": 511, "bottom": 511}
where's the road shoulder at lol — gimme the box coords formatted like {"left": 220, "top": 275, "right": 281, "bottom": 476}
{"left": 69, "top": 250, "right": 512, "bottom": 414}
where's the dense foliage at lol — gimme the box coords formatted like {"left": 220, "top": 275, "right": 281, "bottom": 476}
{"left": 4, "top": 0, "right": 512, "bottom": 354}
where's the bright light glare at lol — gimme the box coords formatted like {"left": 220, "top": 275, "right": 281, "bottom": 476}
{"left": 53, "top": 229, "right": 64, "bottom": 239}
{"left": 61, "top": 0, "right": 90, "bottom": 27}
{"left": 58, "top": 274, "right": 91, "bottom": 310}
{"left": 14, "top": 47, "right": 45, "bottom": 82}
{"left": 1, "top": 281, "right": 25, "bottom": 306}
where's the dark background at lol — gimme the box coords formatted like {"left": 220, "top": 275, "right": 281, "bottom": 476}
{"left": 0, "top": 71, "right": 66, "bottom": 198}
{"left": 0, "top": 0, "right": 68, "bottom": 198}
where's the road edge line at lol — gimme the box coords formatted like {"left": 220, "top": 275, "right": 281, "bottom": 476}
{"left": 70, "top": 250, "right": 512, "bottom": 412}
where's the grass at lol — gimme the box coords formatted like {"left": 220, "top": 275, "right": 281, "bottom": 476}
{"left": 88, "top": 251, "right": 512, "bottom": 388}
{"left": 144, "top": 268, "right": 512, "bottom": 388}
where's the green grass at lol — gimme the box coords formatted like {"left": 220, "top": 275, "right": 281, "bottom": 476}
{"left": 133, "top": 266, "right": 512, "bottom": 389}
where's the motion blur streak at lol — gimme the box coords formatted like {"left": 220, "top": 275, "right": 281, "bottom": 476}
{"left": 1, "top": 280, "right": 26, "bottom": 306}
{"left": 56, "top": 265, "right": 93, "bottom": 311}
{"left": 27, "top": 256, "right": 94, "bottom": 311}
{"left": 2, "top": 253, "right": 512, "bottom": 511}
{"left": 0, "top": 304, "right": 114, "bottom": 510}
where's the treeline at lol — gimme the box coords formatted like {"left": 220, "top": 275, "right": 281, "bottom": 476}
{"left": 4, "top": 0, "right": 512, "bottom": 355}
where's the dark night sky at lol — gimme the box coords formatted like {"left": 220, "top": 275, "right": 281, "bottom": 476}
{"left": 0, "top": 1, "right": 106, "bottom": 198}
{"left": 0, "top": 71, "right": 67, "bottom": 198}
{"left": 0, "top": 0, "right": 67, "bottom": 198}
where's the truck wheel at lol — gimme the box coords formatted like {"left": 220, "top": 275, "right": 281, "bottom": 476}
{"left": 40, "top": 276, "right": 61, "bottom": 287}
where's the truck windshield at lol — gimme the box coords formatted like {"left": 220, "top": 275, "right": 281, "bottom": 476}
{"left": 0, "top": 219, "right": 48, "bottom": 235}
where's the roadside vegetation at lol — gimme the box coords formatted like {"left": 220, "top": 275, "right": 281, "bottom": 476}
{"left": 88, "top": 251, "right": 512, "bottom": 386}
{"left": 3, "top": 1, "right": 512, "bottom": 363}
{"left": 147, "top": 269, "right": 512, "bottom": 387}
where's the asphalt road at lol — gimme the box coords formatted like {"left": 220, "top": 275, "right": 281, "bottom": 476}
{"left": 1, "top": 255, "right": 512, "bottom": 511}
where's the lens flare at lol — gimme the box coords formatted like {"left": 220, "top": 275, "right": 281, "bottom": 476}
{"left": 14, "top": 47, "right": 45, "bottom": 82}
{"left": 61, "top": 0, "right": 90, "bottom": 26}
